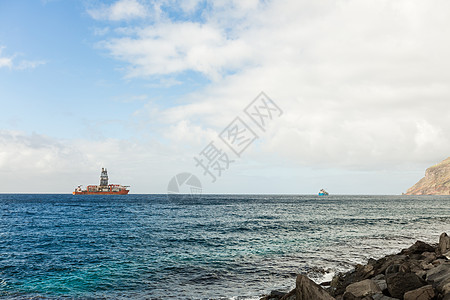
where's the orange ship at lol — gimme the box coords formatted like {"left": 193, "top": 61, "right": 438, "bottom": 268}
{"left": 73, "top": 168, "right": 130, "bottom": 195}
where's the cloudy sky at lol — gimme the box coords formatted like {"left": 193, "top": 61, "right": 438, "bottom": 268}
{"left": 1, "top": 0, "right": 449, "bottom": 194}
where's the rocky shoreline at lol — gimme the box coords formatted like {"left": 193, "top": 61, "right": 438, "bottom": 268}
{"left": 261, "top": 233, "right": 450, "bottom": 300}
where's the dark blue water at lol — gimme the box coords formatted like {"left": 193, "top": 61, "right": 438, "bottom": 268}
{"left": 0, "top": 194, "right": 449, "bottom": 299}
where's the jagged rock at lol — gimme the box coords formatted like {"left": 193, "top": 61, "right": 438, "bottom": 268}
{"left": 439, "top": 233, "right": 450, "bottom": 255}
{"left": 405, "top": 157, "right": 450, "bottom": 195}
{"left": 401, "top": 241, "right": 435, "bottom": 255}
{"left": 344, "top": 279, "right": 381, "bottom": 298}
{"left": 386, "top": 273, "right": 427, "bottom": 299}
{"left": 330, "top": 254, "right": 411, "bottom": 297}
{"left": 373, "top": 255, "right": 408, "bottom": 277}
{"left": 295, "top": 274, "right": 335, "bottom": 300}
{"left": 403, "top": 285, "right": 435, "bottom": 300}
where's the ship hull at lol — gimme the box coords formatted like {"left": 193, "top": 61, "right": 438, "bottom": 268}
{"left": 73, "top": 190, "right": 129, "bottom": 195}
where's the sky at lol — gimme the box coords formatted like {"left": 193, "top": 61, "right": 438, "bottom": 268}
{"left": 0, "top": 0, "right": 450, "bottom": 194}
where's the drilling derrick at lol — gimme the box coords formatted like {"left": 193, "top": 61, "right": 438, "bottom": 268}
{"left": 100, "top": 168, "right": 109, "bottom": 186}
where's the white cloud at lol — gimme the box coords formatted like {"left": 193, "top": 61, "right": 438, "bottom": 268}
{"left": 83, "top": 0, "right": 450, "bottom": 192}
{"left": 101, "top": 21, "right": 254, "bottom": 79}
{"left": 0, "top": 46, "right": 46, "bottom": 70}
{"left": 16, "top": 60, "right": 47, "bottom": 70}
{"left": 0, "top": 57, "right": 12, "bottom": 69}
{"left": 88, "top": 0, "right": 147, "bottom": 21}
{"left": 0, "top": 46, "right": 13, "bottom": 69}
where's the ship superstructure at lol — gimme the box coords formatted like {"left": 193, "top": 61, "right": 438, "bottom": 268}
{"left": 73, "top": 168, "right": 129, "bottom": 195}
{"left": 318, "top": 189, "right": 329, "bottom": 196}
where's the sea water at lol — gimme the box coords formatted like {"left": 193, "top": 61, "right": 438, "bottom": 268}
{"left": 0, "top": 194, "right": 449, "bottom": 299}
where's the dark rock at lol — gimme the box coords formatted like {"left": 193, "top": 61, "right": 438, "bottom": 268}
{"left": 401, "top": 241, "right": 435, "bottom": 255}
{"left": 296, "top": 274, "right": 335, "bottom": 300}
{"left": 342, "top": 292, "right": 357, "bottom": 300}
{"left": 386, "top": 273, "right": 427, "bottom": 299}
{"left": 403, "top": 285, "right": 434, "bottom": 300}
{"left": 260, "top": 290, "right": 287, "bottom": 300}
{"left": 280, "top": 288, "right": 296, "bottom": 300}
{"left": 372, "top": 255, "right": 408, "bottom": 278}
{"left": 330, "top": 257, "right": 401, "bottom": 297}
{"left": 399, "top": 262, "right": 411, "bottom": 273}
{"left": 342, "top": 292, "right": 363, "bottom": 300}
{"left": 400, "top": 260, "right": 425, "bottom": 276}
{"left": 385, "top": 264, "right": 401, "bottom": 277}
{"left": 345, "top": 279, "right": 381, "bottom": 297}
{"left": 439, "top": 233, "right": 450, "bottom": 255}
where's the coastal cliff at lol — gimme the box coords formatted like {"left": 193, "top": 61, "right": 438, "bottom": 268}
{"left": 405, "top": 157, "right": 450, "bottom": 195}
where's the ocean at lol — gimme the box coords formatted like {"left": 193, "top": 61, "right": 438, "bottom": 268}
{"left": 0, "top": 194, "right": 449, "bottom": 299}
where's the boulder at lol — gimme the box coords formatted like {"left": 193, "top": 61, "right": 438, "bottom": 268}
{"left": 385, "top": 264, "right": 401, "bottom": 277}
{"left": 374, "top": 279, "right": 387, "bottom": 292}
{"left": 344, "top": 279, "right": 381, "bottom": 298}
{"left": 426, "top": 261, "right": 450, "bottom": 285}
{"left": 439, "top": 233, "right": 450, "bottom": 255}
{"left": 373, "top": 255, "right": 407, "bottom": 277}
{"left": 403, "top": 285, "right": 435, "bottom": 300}
{"left": 296, "top": 274, "right": 335, "bottom": 300}
{"left": 401, "top": 241, "right": 435, "bottom": 255}
{"left": 386, "top": 273, "right": 427, "bottom": 299}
